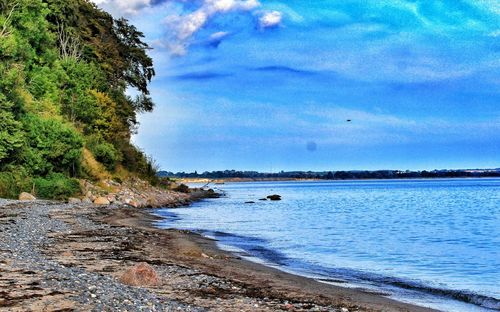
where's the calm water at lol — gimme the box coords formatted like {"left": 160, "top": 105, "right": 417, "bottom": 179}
{"left": 155, "top": 179, "right": 500, "bottom": 311}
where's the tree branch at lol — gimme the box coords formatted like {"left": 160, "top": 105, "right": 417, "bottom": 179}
{"left": 0, "top": 2, "right": 19, "bottom": 38}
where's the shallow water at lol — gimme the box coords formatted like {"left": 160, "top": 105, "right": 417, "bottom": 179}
{"left": 155, "top": 179, "right": 500, "bottom": 311}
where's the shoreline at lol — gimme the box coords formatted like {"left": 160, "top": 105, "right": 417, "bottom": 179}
{"left": 0, "top": 194, "right": 437, "bottom": 311}
{"left": 106, "top": 205, "right": 436, "bottom": 312}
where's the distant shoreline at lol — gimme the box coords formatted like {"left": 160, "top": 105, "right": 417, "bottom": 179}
{"left": 161, "top": 168, "right": 500, "bottom": 183}
{"left": 177, "top": 176, "right": 500, "bottom": 184}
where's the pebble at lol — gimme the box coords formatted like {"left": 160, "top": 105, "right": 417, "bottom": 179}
{"left": 0, "top": 201, "right": 204, "bottom": 312}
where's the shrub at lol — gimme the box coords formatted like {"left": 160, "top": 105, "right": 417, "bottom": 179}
{"left": 115, "top": 141, "right": 159, "bottom": 185}
{"left": 0, "top": 168, "right": 33, "bottom": 199}
{"left": 34, "top": 173, "right": 81, "bottom": 200}
{"left": 22, "top": 114, "right": 83, "bottom": 176}
{"left": 80, "top": 148, "right": 109, "bottom": 181}
{"left": 90, "top": 142, "right": 120, "bottom": 171}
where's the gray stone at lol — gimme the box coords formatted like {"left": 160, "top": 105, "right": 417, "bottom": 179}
{"left": 19, "top": 192, "right": 36, "bottom": 201}
{"left": 68, "top": 197, "right": 81, "bottom": 204}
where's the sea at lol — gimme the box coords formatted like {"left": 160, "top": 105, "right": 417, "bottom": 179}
{"left": 154, "top": 179, "right": 500, "bottom": 311}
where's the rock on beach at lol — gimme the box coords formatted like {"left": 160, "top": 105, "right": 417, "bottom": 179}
{"left": 119, "top": 262, "right": 160, "bottom": 287}
{"left": 19, "top": 192, "right": 36, "bottom": 201}
{"left": 93, "top": 197, "right": 110, "bottom": 205}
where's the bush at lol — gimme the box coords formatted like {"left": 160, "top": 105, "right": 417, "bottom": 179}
{"left": 115, "top": 141, "right": 159, "bottom": 185}
{"left": 89, "top": 142, "right": 120, "bottom": 171}
{"left": 0, "top": 168, "right": 33, "bottom": 199}
{"left": 22, "top": 114, "right": 83, "bottom": 176}
{"left": 34, "top": 173, "right": 81, "bottom": 200}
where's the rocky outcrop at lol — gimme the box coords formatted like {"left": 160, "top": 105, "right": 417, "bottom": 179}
{"left": 267, "top": 194, "right": 282, "bottom": 201}
{"left": 79, "top": 178, "right": 195, "bottom": 208}
{"left": 77, "top": 178, "right": 222, "bottom": 209}
{"left": 93, "top": 197, "right": 110, "bottom": 205}
{"left": 19, "top": 192, "right": 36, "bottom": 201}
{"left": 174, "top": 183, "right": 190, "bottom": 193}
{"left": 119, "top": 262, "right": 159, "bottom": 287}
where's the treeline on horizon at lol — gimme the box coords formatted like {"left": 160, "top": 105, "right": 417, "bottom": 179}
{"left": 0, "top": 0, "right": 157, "bottom": 199}
{"left": 160, "top": 169, "right": 500, "bottom": 180}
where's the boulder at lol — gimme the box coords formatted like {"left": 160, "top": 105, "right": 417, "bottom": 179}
{"left": 259, "top": 198, "right": 267, "bottom": 201}
{"left": 245, "top": 201, "right": 255, "bottom": 204}
{"left": 68, "top": 197, "right": 81, "bottom": 204}
{"left": 119, "top": 262, "right": 159, "bottom": 287}
{"left": 82, "top": 197, "right": 93, "bottom": 204}
{"left": 106, "top": 195, "right": 116, "bottom": 203}
{"left": 19, "top": 192, "right": 36, "bottom": 201}
{"left": 174, "top": 183, "right": 190, "bottom": 193}
{"left": 93, "top": 197, "right": 110, "bottom": 205}
{"left": 267, "top": 194, "right": 282, "bottom": 201}
{"left": 128, "top": 200, "right": 140, "bottom": 208}
{"left": 205, "top": 189, "right": 221, "bottom": 198}
{"left": 169, "top": 182, "right": 180, "bottom": 190}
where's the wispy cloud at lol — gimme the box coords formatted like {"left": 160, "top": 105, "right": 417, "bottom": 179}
{"left": 171, "top": 71, "right": 232, "bottom": 80}
{"left": 205, "top": 31, "right": 231, "bottom": 48}
{"left": 259, "top": 11, "right": 282, "bottom": 28}
{"left": 252, "top": 65, "right": 316, "bottom": 76}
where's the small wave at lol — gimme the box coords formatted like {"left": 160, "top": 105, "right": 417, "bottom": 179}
{"left": 378, "top": 277, "right": 500, "bottom": 310}
{"left": 201, "top": 230, "right": 289, "bottom": 265}
{"left": 207, "top": 231, "right": 500, "bottom": 310}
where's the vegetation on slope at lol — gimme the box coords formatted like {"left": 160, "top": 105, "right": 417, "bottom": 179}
{"left": 0, "top": 0, "right": 158, "bottom": 199}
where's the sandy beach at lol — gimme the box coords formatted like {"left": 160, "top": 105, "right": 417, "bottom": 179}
{"left": 0, "top": 196, "right": 436, "bottom": 312}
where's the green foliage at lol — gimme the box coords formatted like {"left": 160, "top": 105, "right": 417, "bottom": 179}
{"left": 22, "top": 114, "right": 83, "bottom": 176}
{"left": 0, "top": 0, "right": 158, "bottom": 199}
{"left": 0, "top": 167, "right": 32, "bottom": 199}
{"left": 115, "top": 141, "right": 159, "bottom": 184}
{"left": 0, "top": 100, "right": 24, "bottom": 163}
{"left": 58, "top": 59, "right": 105, "bottom": 124}
{"left": 87, "top": 140, "right": 120, "bottom": 171}
{"left": 34, "top": 173, "right": 80, "bottom": 199}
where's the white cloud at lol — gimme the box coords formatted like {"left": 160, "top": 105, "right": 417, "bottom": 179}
{"left": 91, "top": 0, "right": 282, "bottom": 55}
{"left": 259, "top": 11, "right": 282, "bottom": 28}
{"left": 90, "top": 0, "right": 153, "bottom": 15}
{"left": 210, "top": 31, "right": 230, "bottom": 40}
{"left": 164, "top": 0, "right": 262, "bottom": 55}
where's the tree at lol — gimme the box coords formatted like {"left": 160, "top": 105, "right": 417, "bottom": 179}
{"left": 0, "top": 100, "right": 23, "bottom": 164}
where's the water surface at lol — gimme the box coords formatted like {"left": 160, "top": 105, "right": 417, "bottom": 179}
{"left": 155, "top": 179, "right": 500, "bottom": 311}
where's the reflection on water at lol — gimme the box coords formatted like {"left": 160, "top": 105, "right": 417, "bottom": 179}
{"left": 155, "top": 179, "right": 500, "bottom": 311}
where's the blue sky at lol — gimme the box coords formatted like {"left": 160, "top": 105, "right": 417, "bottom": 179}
{"left": 92, "top": 0, "right": 500, "bottom": 172}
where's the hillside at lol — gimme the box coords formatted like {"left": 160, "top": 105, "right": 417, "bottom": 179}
{"left": 0, "top": 0, "right": 157, "bottom": 199}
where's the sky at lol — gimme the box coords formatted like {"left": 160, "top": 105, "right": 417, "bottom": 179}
{"left": 91, "top": 0, "right": 500, "bottom": 172}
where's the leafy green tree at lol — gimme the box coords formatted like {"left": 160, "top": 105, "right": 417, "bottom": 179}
{"left": 0, "top": 0, "right": 160, "bottom": 198}
{"left": 0, "top": 100, "right": 23, "bottom": 164}
{"left": 22, "top": 114, "right": 83, "bottom": 176}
